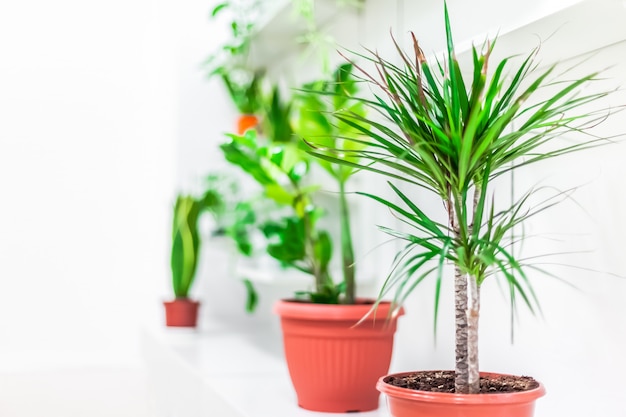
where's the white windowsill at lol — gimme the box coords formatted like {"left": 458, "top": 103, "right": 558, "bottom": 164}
{"left": 141, "top": 320, "right": 391, "bottom": 417}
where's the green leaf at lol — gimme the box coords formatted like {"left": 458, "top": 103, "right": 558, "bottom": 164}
{"left": 314, "top": 230, "right": 333, "bottom": 270}
{"left": 262, "top": 217, "right": 307, "bottom": 264}
{"left": 242, "top": 279, "right": 258, "bottom": 313}
{"left": 264, "top": 183, "right": 294, "bottom": 206}
{"left": 170, "top": 195, "right": 203, "bottom": 297}
{"left": 211, "top": 2, "right": 229, "bottom": 17}
{"left": 220, "top": 140, "right": 276, "bottom": 186}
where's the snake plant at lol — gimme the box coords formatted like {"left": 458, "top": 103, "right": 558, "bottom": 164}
{"left": 170, "top": 195, "right": 204, "bottom": 298}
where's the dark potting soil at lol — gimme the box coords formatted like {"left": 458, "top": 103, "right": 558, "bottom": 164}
{"left": 385, "top": 371, "right": 539, "bottom": 394}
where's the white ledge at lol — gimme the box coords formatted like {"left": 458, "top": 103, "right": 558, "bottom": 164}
{"left": 141, "top": 320, "right": 391, "bottom": 417}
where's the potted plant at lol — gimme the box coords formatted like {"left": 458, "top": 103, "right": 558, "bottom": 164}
{"left": 277, "top": 67, "right": 405, "bottom": 413}
{"left": 221, "top": 81, "right": 403, "bottom": 412}
{"left": 207, "top": 1, "right": 264, "bottom": 134}
{"left": 165, "top": 175, "right": 254, "bottom": 326}
{"left": 164, "top": 194, "right": 205, "bottom": 327}
{"left": 292, "top": 62, "right": 367, "bottom": 305}
{"left": 220, "top": 70, "right": 264, "bottom": 135}
{"left": 306, "top": 4, "right": 615, "bottom": 416}
{"left": 220, "top": 87, "right": 340, "bottom": 301}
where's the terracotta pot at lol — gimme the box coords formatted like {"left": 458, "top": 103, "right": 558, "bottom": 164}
{"left": 163, "top": 298, "right": 200, "bottom": 327}
{"left": 274, "top": 299, "right": 404, "bottom": 413}
{"left": 377, "top": 371, "right": 546, "bottom": 417}
{"left": 236, "top": 114, "right": 258, "bottom": 135}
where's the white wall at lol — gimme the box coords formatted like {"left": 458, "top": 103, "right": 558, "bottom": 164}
{"left": 0, "top": 0, "right": 178, "bottom": 414}
{"left": 173, "top": 0, "right": 239, "bottom": 188}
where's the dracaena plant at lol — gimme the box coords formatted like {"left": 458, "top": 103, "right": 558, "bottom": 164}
{"left": 221, "top": 87, "right": 341, "bottom": 303}
{"left": 294, "top": 63, "right": 369, "bottom": 304}
{"left": 307, "top": 4, "right": 615, "bottom": 393}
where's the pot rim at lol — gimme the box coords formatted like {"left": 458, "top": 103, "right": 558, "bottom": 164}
{"left": 163, "top": 298, "right": 200, "bottom": 306}
{"left": 377, "top": 371, "right": 546, "bottom": 405}
{"left": 274, "top": 298, "right": 405, "bottom": 321}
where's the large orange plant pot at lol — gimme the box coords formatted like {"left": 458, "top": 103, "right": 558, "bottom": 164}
{"left": 274, "top": 299, "right": 404, "bottom": 413}
{"left": 377, "top": 371, "right": 546, "bottom": 417}
{"left": 163, "top": 298, "right": 200, "bottom": 327}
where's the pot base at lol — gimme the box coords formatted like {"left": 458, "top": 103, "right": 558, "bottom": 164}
{"left": 163, "top": 298, "right": 200, "bottom": 327}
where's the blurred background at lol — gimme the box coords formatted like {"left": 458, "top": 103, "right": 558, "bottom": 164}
{"left": 1, "top": 0, "right": 625, "bottom": 416}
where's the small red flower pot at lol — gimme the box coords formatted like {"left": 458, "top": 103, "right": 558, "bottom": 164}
{"left": 163, "top": 298, "right": 200, "bottom": 328}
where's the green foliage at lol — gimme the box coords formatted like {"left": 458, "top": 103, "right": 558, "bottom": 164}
{"left": 170, "top": 195, "right": 204, "bottom": 298}
{"left": 226, "top": 201, "right": 256, "bottom": 256}
{"left": 295, "top": 63, "right": 369, "bottom": 181}
{"left": 171, "top": 174, "right": 260, "bottom": 305}
{"left": 309, "top": 11, "right": 613, "bottom": 313}
{"left": 201, "top": 173, "right": 234, "bottom": 232}
{"left": 242, "top": 278, "right": 259, "bottom": 313}
{"left": 208, "top": 0, "right": 260, "bottom": 63}
{"left": 263, "top": 87, "right": 296, "bottom": 144}
{"left": 262, "top": 217, "right": 307, "bottom": 263}
{"left": 293, "top": 63, "right": 370, "bottom": 304}
{"left": 217, "top": 70, "right": 265, "bottom": 115}
{"left": 205, "top": 0, "right": 265, "bottom": 114}
{"left": 305, "top": 2, "right": 616, "bottom": 390}
{"left": 220, "top": 124, "right": 340, "bottom": 303}
{"left": 201, "top": 173, "right": 256, "bottom": 255}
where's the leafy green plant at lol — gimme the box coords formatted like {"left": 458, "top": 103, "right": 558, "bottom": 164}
{"left": 200, "top": 172, "right": 263, "bottom": 312}
{"left": 221, "top": 88, "right": 341, "bottom": 303}
{"left": 201, "top": 172, "right": 256, "bottom": 255}
{"left": 170, "top": 195, "right": 204, "bottom": 298}
{"left": 209, "top": 0, "right": 260, "bottom": 59}
{"left": 294, "top": 63, "right": 369, "bottom": 304}
{"left": 307, "top": 4, "right": 616, "bottom": 393}
{"left": 262, "top": 86, "right": 295, "bottom": 144}
{"left": 217, "top": 69, "right": 265, "bottom": 115}
{"left": 206, "top": 0, "right": 264, "bottom": 114}
{"left": 171, "top": 176, "right": 257, "bottom": 308}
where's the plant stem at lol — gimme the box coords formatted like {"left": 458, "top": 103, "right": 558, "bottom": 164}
{"left": 301, "top": 196, "right": 323, "bottom": 294}
{"left": 467, "top": 186, "right": 482, "bottom": 393}
{"left": 339, "top": 179, "right": 355, "bottom": 304}
{"left": 467, "top": 268, "right": 480, "bottom": 393}
{"left": 449, "top": 192, "right": 480, "bottom": 394}
{"left": 453, "top": 264, "right": 470, "bottom": 393}
{"left": 452, "top": 269, "right": 481, "bottom": 394}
